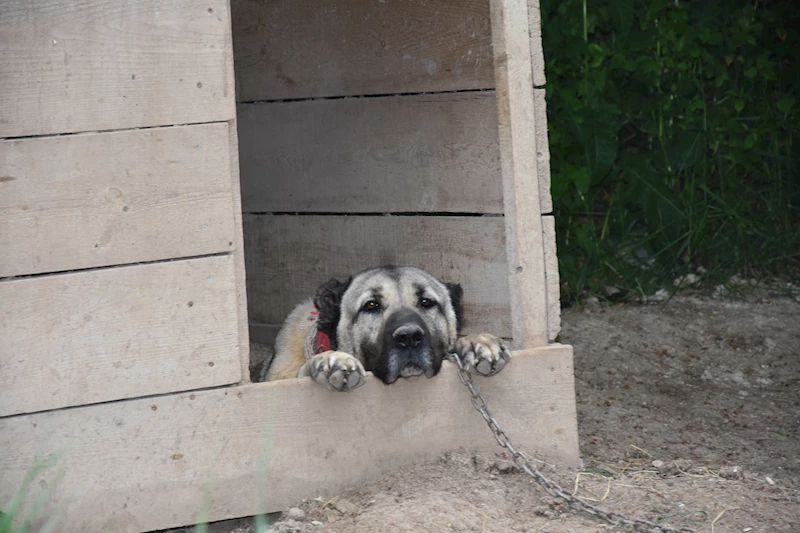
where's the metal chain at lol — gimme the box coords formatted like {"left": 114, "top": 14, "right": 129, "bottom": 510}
{"left": 448, "top": 353, "right": 696, "bottom": 533}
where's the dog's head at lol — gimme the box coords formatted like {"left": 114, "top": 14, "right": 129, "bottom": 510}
{"left": 314, "top": 266, "right": 464, "bottom": 384}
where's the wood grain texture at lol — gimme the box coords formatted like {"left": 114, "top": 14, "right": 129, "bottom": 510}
{"left": 490, "top": 0, "right": 549, "bottom": 348}
{"left": 0, "top": 255, "right": 241, "bottom": 417}
{"left": 528, "top": 0, "right": 547, "bottom": 87}
{"left": 226, "top": 121, "right": 252, "bottom": 383}
{"left": 243, "top": 215, "right": 511, "bottom": 337}
{"left": 0, "top": 345, "right": 579, "bottom": 533}
{"left": 249, "top": 323, "right": 281, "bottom": 346}
{"left": 0, "top": 124, "right": 236, "bottom": 278}
{"left": 0, "top": 0, "right": 235, "bottom": 138}
{"left": 534, "top": 88, "right": 553, "bottom": 214}
{"left": 232, "top": 0, "right": 495, "bottom": 101}
{"left": 238, "top": 93, "right": 503, "bottom": 214}
{"left": 542, "top": 215, "right": 561, "bottom": 341}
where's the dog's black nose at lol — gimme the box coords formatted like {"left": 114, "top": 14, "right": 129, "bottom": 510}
{"left": 393, "top": 324, "right": 425, "bottom": 349}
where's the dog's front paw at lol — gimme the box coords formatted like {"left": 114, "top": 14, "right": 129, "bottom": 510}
{"left": 455, "top": 334, "right": 511, "bottom": 376}
{"left": 308, "top": 351, "right": 366, "bottom": 392}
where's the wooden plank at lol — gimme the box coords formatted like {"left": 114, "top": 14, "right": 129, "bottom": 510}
{"left": 249, "top": 323, "right": 281, "bottom": 346}
{"left": 227, "top": 121, "right": 251, "bottom": 383}
{"left": 0, "top": 255, "right": 241, "bottom": 417}
{"left": 232, "top": 0, "right": 495, "bottom": 101}
{"left": 238, "top": 93, "right": 503, "bottom": 214}
{"left": 528, "top": 0, "right": 547, "bottom": 87}
{"left": 243, "top": 215, "right": 511, "bottom": 337}
{"left": 490, "top": 0, "right": 549, "bottom": 349}
{"left": 0, "top": 0, "right": 235, "bottom": 138}
{"left": 0, "top": 124, "right": 236, "bottom": 278}
{"left": 0, "top": 345, "right": 579, "bottom": 533}
{"left": 542, "top": 215, "right": 561, "bottom": 341}
{"left": 534, "top": 88, "right": 553, "bottom": 215}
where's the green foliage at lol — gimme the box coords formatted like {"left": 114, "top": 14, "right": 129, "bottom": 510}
{"left": 1, "top": 452, "right": 66, "bottom": 533}
{"left": 542, "top": 0, "right": 799, "bottom": 302}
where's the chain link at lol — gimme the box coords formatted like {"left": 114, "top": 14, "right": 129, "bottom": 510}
{"left": 448, "top": 353, "right": 696, "bottom": 533}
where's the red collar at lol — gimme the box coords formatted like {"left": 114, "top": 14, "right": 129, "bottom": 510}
{"left": 310, "top": 308, "right": 331, "bottom": 354}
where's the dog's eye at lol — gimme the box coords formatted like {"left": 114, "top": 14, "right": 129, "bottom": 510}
{"left": 419, "top": 298, "right": 436, "bottom": 309}
{"left": 362, "top": 300, "right": 380, "bottom": 312}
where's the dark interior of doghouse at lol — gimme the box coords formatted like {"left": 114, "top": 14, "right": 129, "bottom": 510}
{"left": 230, "top": 0, "right": 512, "bottom": 376}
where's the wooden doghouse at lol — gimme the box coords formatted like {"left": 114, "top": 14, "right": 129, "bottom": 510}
{"left": 0, "top": 1, "right": 578, "bottom": 532}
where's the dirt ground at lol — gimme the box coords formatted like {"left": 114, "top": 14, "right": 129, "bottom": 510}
{"left": 166, "top": 287, "right": 799, "bottom": 533}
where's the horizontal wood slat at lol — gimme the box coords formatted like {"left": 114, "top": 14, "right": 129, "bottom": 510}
{"left": 243, "top": 215, "right": 511, "bottom": 337}
{"left": 0, "top": 123, "right": 236, "bottom": 278}
{"left": 248, "top": 323, "right": 281, "bottom": 346}
{"left": 0, "top": 255, "right": 242, "bottom": 416}
{"left": 0, "top": 346, "right": 578, "bottom": 533}
{"left": 232, "top": 0, "right": 495, "bottom": 101}
{"left": 238, "top": 93, "right": 503, "bottom": 214}
{"left": 0, "top": 0, "right": 235, "bottom": 138}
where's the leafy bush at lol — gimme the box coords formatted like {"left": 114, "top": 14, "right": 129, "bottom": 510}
{"left": 541, "top": 0, "right": 799, "bottom": 302}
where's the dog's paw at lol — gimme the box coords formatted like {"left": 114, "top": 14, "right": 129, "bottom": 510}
{"left": 308, "top": 351, "right": 367, "bottom": 392}
{"left": 455, "top": 334, "right": 511, "bottom": 377}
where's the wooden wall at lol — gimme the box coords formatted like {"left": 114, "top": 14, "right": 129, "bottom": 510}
{"left": 1, "top": 346, "right": 579, "bottom": 533}
{"left": 233, "top": 0, "right": 559, "bottom": 347}
{"left": 0, "top": 0, "right": 249, "bottom": 413}
{"left": 0, "top": 2, "right": 574, "bottom": 532}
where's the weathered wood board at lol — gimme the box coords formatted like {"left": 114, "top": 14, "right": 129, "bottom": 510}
{"left": 534, "top": 88, "right": 553, "bottom": 215}
{"left": 243, "top": 215, "right": 511, "bottom": 337}
{"left": 246, "top": 214, "right": 561, "bottom": 344}
{"left": 0, "top": 345, "right": 579, "bottom": 533}
{"left": 248, "top": 323, "right": 283, "bottom": 346}
{"left": 226, "top": 122, "right": 252, "bottom": 382}
{"left": 542, "top": 215, "right": 561, "bottom": 341}
{"left": 0, "top": 124, "right": 236, "bottom": 278}
{"left": 0, "top": 255, "right": 241, "bottom": 417}
{"left": 238, "top": 92, "right": 503, "bottom": 214}
{"left": 232, "top": 0, "right": 495, "bottom": 101}
{"left": 0, "top": 0, "right": 235, "bottom": 138}
{"left": 490, "top": 0, "right": 548, "bottom": 349}
{"left": 528, "top": 0, "right": 547, "bottom": 87}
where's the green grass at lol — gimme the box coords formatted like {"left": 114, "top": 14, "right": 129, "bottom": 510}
{"left": 1, "top": 452, "right": 67, "bottom": 533}
{"left": 542, "top": 0, "right": 799, "bottom": 303}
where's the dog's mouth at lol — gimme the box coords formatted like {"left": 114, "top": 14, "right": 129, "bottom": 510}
{"left": 400, "top": 362, "right": 425, "bottom": 378}
{"left": 373, "top": 342, "right": 443, "bottom": 384}
{"left": 399, "top": 359, "right": 439, "bottom": 380}
{"left": 377, "top": 353, "right": 439, "bottom": 384}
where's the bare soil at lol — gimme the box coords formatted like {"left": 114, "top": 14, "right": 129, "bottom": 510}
{"left": 166, "top": 290, "right": 800, "bottom": 533}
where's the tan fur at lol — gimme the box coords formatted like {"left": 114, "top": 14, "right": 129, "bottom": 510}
{"left": 265, "top": 298, "right": 316, "bottom": 381}
{"left": 264, "top": 266, "right": 510, "bottom": 389}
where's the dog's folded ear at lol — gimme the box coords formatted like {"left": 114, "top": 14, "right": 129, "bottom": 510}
{"left": 314, "top": 276, "right": 353, "bottom": 344}
{"left": 444, "top": 282, "right": 464, "bottom": 333}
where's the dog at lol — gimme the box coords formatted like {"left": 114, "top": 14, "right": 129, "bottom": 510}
{"left": 264, "top": 265, "right": 511, "bottom": 391}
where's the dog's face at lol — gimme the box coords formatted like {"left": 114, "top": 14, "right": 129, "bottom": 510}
{"left": 314, "top": 266, "right": 464, "bottom": 384}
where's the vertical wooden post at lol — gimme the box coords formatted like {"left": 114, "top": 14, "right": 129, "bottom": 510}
{"left": 490, "top": 0, "right": 549, "bottom": 348}
{"left": 222, "top": 2, "right": 251, "bottom": 382}
{"left": 228, "top": 122, "right": 252, "bottom": 383}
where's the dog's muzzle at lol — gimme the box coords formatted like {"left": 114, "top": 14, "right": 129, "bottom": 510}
{"left": 394, "top": 324, "right": 427, "bottom": 378}
{"left": 383, "top": 311, "right": 435, "bottom": 381}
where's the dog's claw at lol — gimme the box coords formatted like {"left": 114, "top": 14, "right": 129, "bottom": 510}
{"left": 455, "top": 334, "right": 511, "bottom": 376}
{"left": 309, "top": 351, "right": 366, "bottom": 392}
